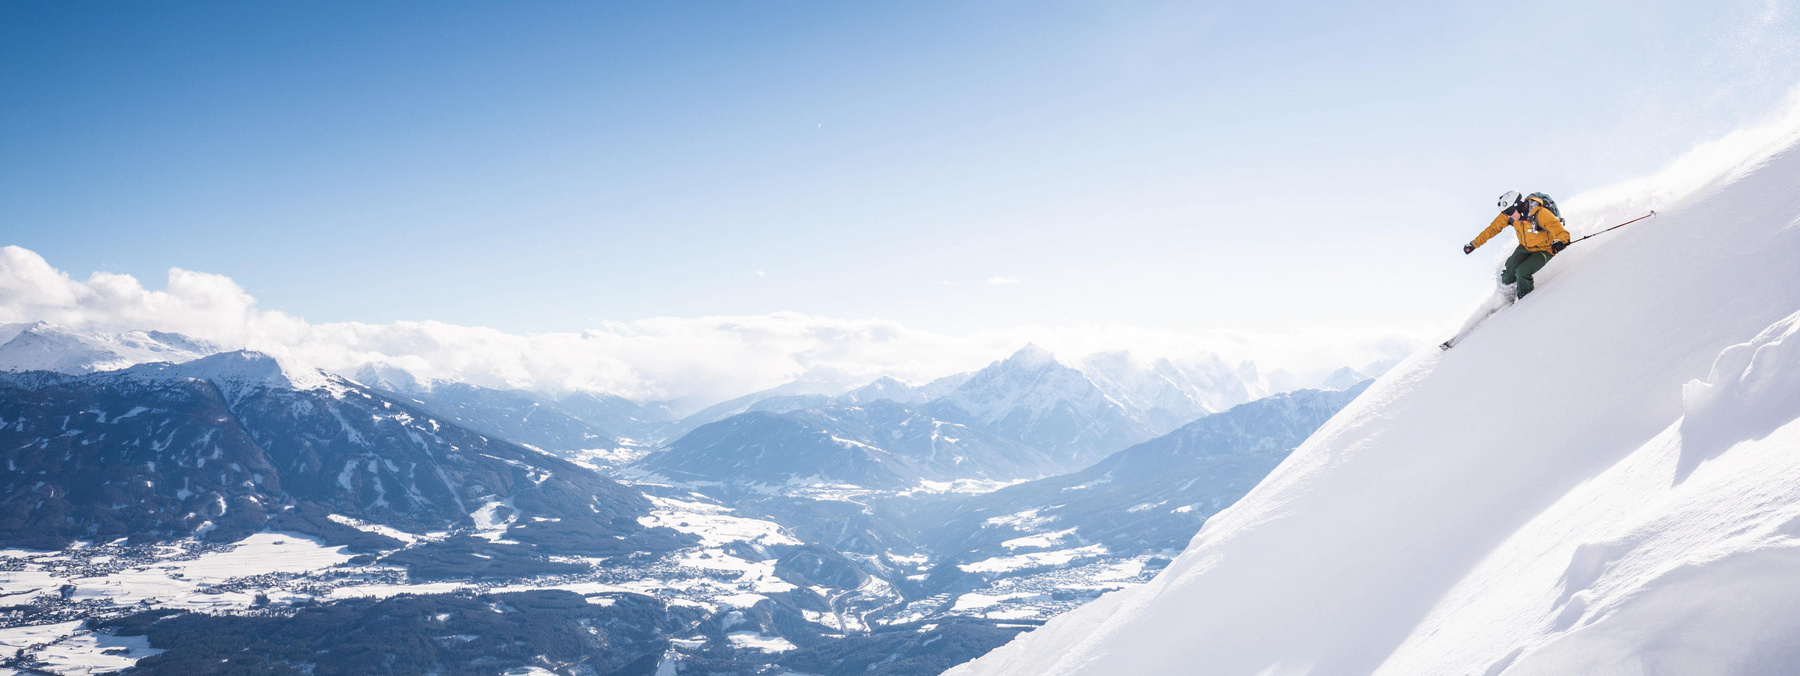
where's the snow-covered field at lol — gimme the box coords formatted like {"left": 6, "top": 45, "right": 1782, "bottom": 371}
{"left": 639, "top": 496, "right": 803, "bottom": 548}
{"left": 0, "top": 534, "right": 354, "bottom": 672}
{"left": 0, "top": 533, "right": 357, "bottom": 612}
{"left": 948, "top": 86, "right": 1800, "bottom": 676}
{"left": 883, "top": 555, "right": 1162, "bottom": 626}
{"left": 0, "top": 471, "right": 1176, "bottom": 672}
{"left": 0, "top": 499, "right": 815, "bottom": 670}
{"left": 956, "top": 544, "right": 1108, "bottom": 573}
{"left": 0, "top": 620, "right": 162, "bottom": 675}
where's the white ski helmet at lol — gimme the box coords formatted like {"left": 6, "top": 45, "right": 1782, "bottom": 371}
{"left": 1497, "top": 190, "right": 1523, "bottom": 210}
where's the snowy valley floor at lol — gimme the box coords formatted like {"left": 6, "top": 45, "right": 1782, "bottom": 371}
{"left": 0, "top": 490, "right": 1164, "bottom": 675}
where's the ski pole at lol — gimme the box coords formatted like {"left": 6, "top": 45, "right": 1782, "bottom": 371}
{"left": 1569, "top": 211, "right": 1655, "bottom": 245}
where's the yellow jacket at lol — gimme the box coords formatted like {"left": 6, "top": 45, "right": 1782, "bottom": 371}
{"left": 1471, "top": 204, "right": 1570, "bottom": 254}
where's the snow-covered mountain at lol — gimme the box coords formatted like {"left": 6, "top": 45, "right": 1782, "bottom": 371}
{"left": 634, "top": 399, "right": 1064, "bottom": 490}
{"left": 0, "top": 321, "right": 220, "bottom": 374}
{"left": 557, "top": 390, "right": 680, "bottom": 438}
{"left": 355, "top": 375, "right": 624, "bottom": 457}
{"left": 668, "top": 378, "right": 853, "bottom": 435}
{"left": 656, "top": 372, "right": 977, "bottom": 443}
{"left": 1078, "top": 352, "right": 1216, "bottom": 433}
{"left": 1077, "top": 352, "right": 1246, "bottom": 435}
{"left": 840, "top": 373, "right": 974, "bottom": 405}
{"left": 925, "top": 383, "right": 1367, "bottom": 568}
{"left": 838, "top": 375, "right": 924, "bottom": 404}
{"left": 641, "top": 344, "right": 1379, "bottom": 492}
{"left": 929, "top": 344, "right": 1156, "bottom": 469}
{"left": 348, "top": 360, "right": 428, "bottom": 394}
{"left": 733, "top": 372, "right": 974, "bottom": 415}
{"left": 351, "top": 363, "right": 692, "bottom": 457}
{"left": 0, "top": 350, "right": 680, "bottom": 555}
{"left": 947, "top": 104, "right": 1800, "bottom": 675}
{"left": 654, "top": 347, "right": 1375, "bottom": 469}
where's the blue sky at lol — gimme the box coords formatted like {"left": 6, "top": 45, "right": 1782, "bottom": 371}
{"left": 5, "top": 0, "right": 1798, "bottom": 336}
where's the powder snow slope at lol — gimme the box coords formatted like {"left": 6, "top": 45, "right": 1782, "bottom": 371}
{"left": 946, "top": 111, "right": 1800, "bottom": 675}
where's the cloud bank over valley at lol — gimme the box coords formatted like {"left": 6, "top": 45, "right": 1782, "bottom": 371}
{"left": 0, "top": 245, "right": 1422, "bottom": 406}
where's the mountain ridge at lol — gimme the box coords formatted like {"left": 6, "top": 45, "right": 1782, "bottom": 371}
{"left": 0, "top": 351, "right": 684, "bottom": 556}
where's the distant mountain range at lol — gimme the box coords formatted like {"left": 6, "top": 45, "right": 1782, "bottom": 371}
{"left": 0, "top": 322, "right": 1380, "bottom": 674}
{"left": 633, "top": 344, "right": 1384, "bottom": 491}
{"left": 628, "top": 346, "right": 1196, "bottom": 492}
{"left": 0, "top": 322, "right": 1387, "bottom": 463}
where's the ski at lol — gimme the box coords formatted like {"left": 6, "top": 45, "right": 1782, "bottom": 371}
{"left": 1439, "top": 290, "right": 1514, "bottom": 350}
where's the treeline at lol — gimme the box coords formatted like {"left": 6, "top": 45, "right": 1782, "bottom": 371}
{"left": 98, "top": 590, "right": 699, "bottom": 676}
{"left": 94, "top": 591, "right": 1036, "bottom": 676}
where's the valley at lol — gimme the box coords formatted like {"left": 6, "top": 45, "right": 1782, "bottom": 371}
{"left": 0, "top": 328, "right": 1376, "bottom": 675}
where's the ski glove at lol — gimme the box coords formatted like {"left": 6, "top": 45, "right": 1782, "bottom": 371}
{"left": 1463, "top": 243, "right": 1475, "bottom": 255}
{"left": 1551, "top": 241, "right": 1568, "bottom": 253}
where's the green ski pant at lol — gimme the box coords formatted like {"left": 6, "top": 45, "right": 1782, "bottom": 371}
{"left": 1501, "top": 245, "right": 1553, "bottom": 298}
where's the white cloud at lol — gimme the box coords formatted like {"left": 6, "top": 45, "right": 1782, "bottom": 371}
{"left": 987, "top": 276, "right": 1021, "bottom": 285}
{"left": 0, "top": 246, "right": 1428, "bottom": 404}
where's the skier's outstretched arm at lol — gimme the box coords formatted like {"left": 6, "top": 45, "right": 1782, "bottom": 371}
{"left": 1465, "top": 213, "right": 1509, "bottom": 254}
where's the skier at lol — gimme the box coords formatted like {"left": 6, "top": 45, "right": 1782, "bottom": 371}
{"left": 1463, "top": 190, "right": 1571, "bottom": 299}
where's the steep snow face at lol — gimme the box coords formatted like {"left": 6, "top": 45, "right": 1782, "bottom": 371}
{"left": 0, "top": 323, "right": 219, "bottom": 374}
{"left": 947, "top": 116, "right": 1800, "bottom": 673}
{"left": 1379, "top": 311, "right": 1800, "bottom": 675}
